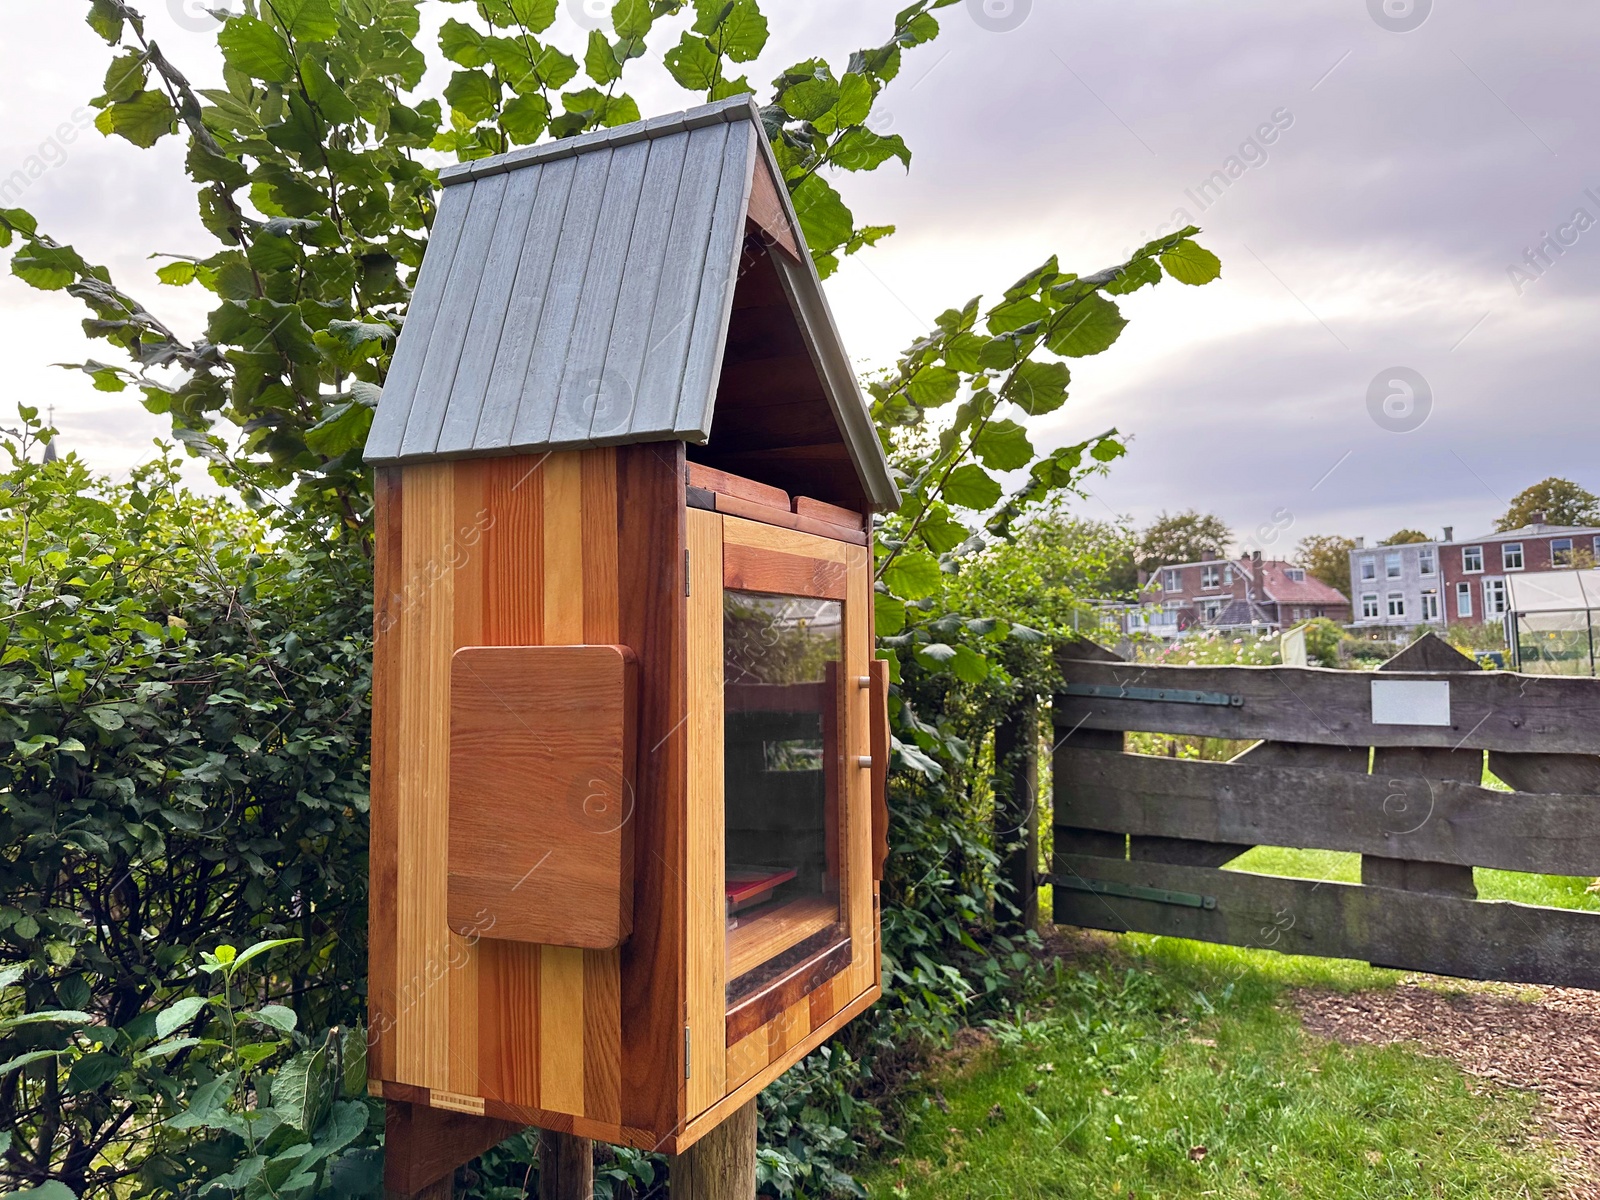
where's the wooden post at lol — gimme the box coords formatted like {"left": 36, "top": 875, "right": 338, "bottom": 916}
{"left": 671, "top": 1099, "right": 756, "bottom": 1199}
{"left": 1362, "top": 633, "right": 1479, "bottom": 900}
{"left": 1052, "top": 639, "right": 1131, "bottom": 924}
{"left": 993, "top": 697, "right": 1039, "bottom": 933}
{"left": 382, "top": 1100, "right": 522, "bottom": 1200}
{"left": 538, "top": 1130, "right": 594, "bottom": 1200}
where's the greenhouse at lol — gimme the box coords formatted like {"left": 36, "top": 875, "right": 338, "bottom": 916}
{"left": 1505, "top": 569, "right": 1600, "bottom": 675}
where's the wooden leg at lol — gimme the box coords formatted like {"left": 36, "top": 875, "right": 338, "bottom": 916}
{"left": 671, "top": 1100, "right": 756, "bottom": 1200}
{"left": 383, "top": 1100, "right": 523, "bottom": 1200}
{"left": 538, "top": 1129, "right": 594, "bottom": 1200}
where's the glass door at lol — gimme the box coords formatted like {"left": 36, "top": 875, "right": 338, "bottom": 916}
{"left": 722, "top": 591, "right": 847, "bottom": 1000}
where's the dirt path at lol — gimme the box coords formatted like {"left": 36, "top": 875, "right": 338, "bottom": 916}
{"left": 1295, "top": 978, "right": 1600, "bottom": 1197}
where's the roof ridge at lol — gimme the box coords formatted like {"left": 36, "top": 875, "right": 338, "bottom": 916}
{"left": 439, "top": 95, "right": 761, "bottom": 187}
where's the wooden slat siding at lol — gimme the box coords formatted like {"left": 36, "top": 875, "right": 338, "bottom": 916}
{"left": 510, "top": 147, "right": 618, "bottom": 448}
{"left": 448, "top": 465, "right": 485, "bottom": 1099}
{"left": 396, "top": 463, "right": 457, "bottom": 1089}
{"left": 473, "top": 156, "right": 580, "bottom": 452}
{"left": 766, "top": 995, "right": 810, "bottom": 1063}
{"left": 1052, "top": 853, "right": 1600, "bottom": 991}
{"left": 538, "top": 452, "right": 588, "bottom": 1115}
{"left": 844, "top": 542, "right": 876, "bottom": 1000}
{"left": 722, "top": 542, "right": 848, "bottom": 599}
{"left": 435, "top": 165, "right": 545, "bottom": 455}
{"left": 793, "top": 496, "right": 863, "bottom": 531}
{"left": 693, "top": 984, "right": 881, "bottom": 1149}
{"left": 722, "top": 512, "right": 850, "bottom": 563}
{"left": 473, "top": 455, "right": 544, "bottom": 1111}
{"left": 685, "top": 506, "right": 726, "bottom": 1117}
{"left": 615, "top": 442, "right": 688, "bottom": 1136}
{"left": 399, "top": 176, "right": 510, "bottom": 459}
{"left": 629, "top": 123, "right": 733, "bottom": 434}
{"left": 368, "top": 468, "right": 403, "bottom": 1079}
{"left": 685, "top": 461, "right": 789, "bottom": 510}
{"left": 546, "top": 140, "right": 653, "bottom": 447}
{"left": 1054, "top": 749, "right": 1600, "bottom": 877}
{"left": 746, "top": 151, "right": 802, "bottom": 263}
{"left": 807, "top": 976, "right": 838, "bottom": 1031}
{"left": 1364, "top": 636, "right": 1478, "bottom": 899}
{"left": 580, "top": 447, "right": 623, "bottom": 1128}
{"left": 725, "top": 1024, "right": 768, "bottom": 1092}
{"left": 576, "top": 133, "right": 691, "bottom": 440}
{"left": 1052, "top": 657, "right": 1600, "bottom": 754}
{"left": 364, "top": 182, "right": 476, "bottom": 460}
{"left": 710, "top": 491, "right": 868, "bottom": 545}
{"left": 672, "top": 121, "right": 757, "bottom": 440}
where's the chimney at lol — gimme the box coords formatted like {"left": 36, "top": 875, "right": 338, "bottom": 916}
{"left": 1530, "top": 511, "right": 1547, "bottom": 528}
{"left": 1442, "top": 526, "right": 1453, "bottom": 543}
{"left": 1354, "top": 536, "right": 1365, "bottom": 550}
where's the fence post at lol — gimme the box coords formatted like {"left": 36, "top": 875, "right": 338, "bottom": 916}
{"left": 670, "top": 1099, "right": 757, "bottom": 1199}
{"left": 538, "top": 1131, "right": 594, "bottom": 1200}
{"left": 1051, "top": 640, "right": 1132, "bottom": 925}
{"left": 994, "top": 696, "right": 1039, "bottom": 933}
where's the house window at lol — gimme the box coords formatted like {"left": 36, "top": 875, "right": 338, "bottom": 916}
{"left": 1285, "top": 568, "right": 1306, "bottom": 582}
{"left": 1421, "top": 590, "right": 1440, "bottom": 621}
{"left": 1361, "top": 593, "right": 1380, "bottom": 619}
{"left": 1552, "top": 538, "right": 1574, "bottom": 567}
{"left": 1483, "top": 578, "right": 1507, "bottom": 616}
{"left": 1387, "top": 592, "right": 1405, "bottom": 619}
{"left": 1360, "top": 557, "right": 1377, "bottom": 582}
{"left": 1164, "top": 569, "right": 1180, "bottom": 592}
{"left": 1223, "top": 565, "right": 1233, "bottom": 585}
{"left": 1462, "top": 546, "right": 1484, "bottom": 573}
{"left": 1385, "top": 551, "right": 1402, "bottom": 579}
{"left": 1456, "top": 582, "right": 1472, "bottom": 618}
{"left": 1502, "top": 543, "right": 1524, "bottom": 571}
{"left": 1202, "top": 599, "right": 1222, "bottom": 621}
{"left": 1418, "top": 547, "right": 1436, "bottom": 576}
{"left": 1202, "top": 564, "right": 1220, "bottom": 588}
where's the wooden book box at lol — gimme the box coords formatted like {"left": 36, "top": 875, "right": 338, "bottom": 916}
{"left": 363, "top": 96, "right": 899, "bottom": 1157}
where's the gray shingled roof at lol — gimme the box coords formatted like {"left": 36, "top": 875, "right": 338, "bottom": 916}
{"left": 364, "top": 96, "right": 897, "bottom": 509}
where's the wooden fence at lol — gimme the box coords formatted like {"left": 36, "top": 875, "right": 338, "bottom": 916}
{"left": 1041, "top": 632, "right": 1600, "bottom": 990}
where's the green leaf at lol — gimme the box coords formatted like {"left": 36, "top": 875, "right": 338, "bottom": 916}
{"left": 86, "top": 0, "right": 123, "bottom": 42}
{"left": 1006, "top": 360, "right": 1070, "bottom": 416}
{"left": 274, "top": 1039, "right": 335, "bottom": 1133}
{"left": 972, "top": 419, "right": 1033, "bottom": 471}
{"left": 249, "top": 1004, "right": 298, "bottom": 1033}
{"left": 874, "top": 592, "right": 907, "bottom": 636}
{"left": 155, "top": 261, "right": 198, "bottom": 286}
{"left": 836, "top": 73, "right": 874, "bottom": 126}
{"left": 10, "top": 1182, "right": 77, "bottom": 1200}
{"left": 1091, "top": 436, "right": 1126, "bottom": 463}
{"left": 986, "top": 296, "right": 1048, "bottom": 335}
{"left": 1104, "top": 256, "right": 1162, "bottom": 295}
{"left": 664, "top": 34, "right": 719, "bottom": 91}
{"left": 1045, "top": 293, "right": 1127, "bottom": 358}
{"left": 100, "top": 50, "right": 148, "bottom": 104}
{"left": 67, "top": 1052, "right": 126, "bottom": 1093}
{"left": 948, "top": 644, "right": 989, "bottom": 684}
{"left": 586, "top": 31, "right": 623, "bottom": 85}
{"left": 829, "top": 128, "right": 910, "bottom": 173}
{"left": 3, "top": 1009, "right": 93, "bottom": 1028}
{"left": 1160, "top": 238, "right": 1222, "bottom": 285}
{"left": 501, "top": 94, "right": 551, "bottom": 144}
{"left": 905, "top": 365, "right": 960, "bottom": 408}
{"left": 439, "top": 18, "right": 490, "bottom": 67}
{"left": 779, "top": 75, "right": 840, "bottom": 122}
{"left": 942, "top": 464, "right": 1001, "bottom": 510}
{"left": 612, "top": 0, "right": 654, "bottom": 39}
{"left": 302, "top": 57, "right": 358, "bottom": 124}
{"left": 0, "top": 1049, "right": 62, "bottom": 1075}
{"left": 305, "top": 401, "right": 374, "bottom": 457}
{"left": 445, "top": 70, "right": 499, "bottom": 123}
{"left": 340, "top": 1024, "right": 368, "bottom": 1096}
{"left": 217, "top": 16, "right": 297, "bottom": 83}
{"left": 717, "top": 0, "right": 769, "bottom": 61}
{"left": 882, "top": 550, "right": 941, "bottom": 600}
{"left": 94, "top": 91, "right": 177, "bottom": 149}
{"left": 270, "top": 0, "right": 339, "bottom": 42}
{"left": 155, "top": 995, "right": 209, "bottom": 1039}
{"left": 228, "top": 937, "right": 302, "bottom": 973}
{"left": 789, "top": 175, "right": 853, "bottom": 262}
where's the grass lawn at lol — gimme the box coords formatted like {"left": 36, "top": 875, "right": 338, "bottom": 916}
{"left": 861, "top": 932, "right": 1565, "bottom": 1199}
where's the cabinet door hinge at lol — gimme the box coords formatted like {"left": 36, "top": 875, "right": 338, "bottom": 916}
{"left": 685, "top": 549, "right": 691, "bottom": 597}
{"left": 684, "top": 1025, "right": 692, "bottom": 1078}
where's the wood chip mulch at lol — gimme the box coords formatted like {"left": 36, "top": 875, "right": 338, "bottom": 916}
{"left": 1294, "top": 978, "right": 1600, "bottom": 1196}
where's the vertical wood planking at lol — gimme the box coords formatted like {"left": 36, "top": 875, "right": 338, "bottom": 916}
{"left": 685, "top": 507, "right": 726, "bottom": 1116}
{"left": 843, "top": 543, "right": 874, "bottom": 999}
{"left": 474, "top": 454, "right": 547, "bottom": 1108}
{"left": 616, "top": 443, "right": 688, "bottom": 1135}
{"left": 368, "top": 469, "right": 403, "bottom": 1080}
{"left": 581, "top": 447, "right": 623, "bottom": 1126}
{"left": 396, "top": 463, "right": 457, "bottom": 1088}
{"left": 539, "top": 451, "right": 588, "bottom": 1113}
{"left": 447, "top": 466, "right": 486, "bottom": 1099}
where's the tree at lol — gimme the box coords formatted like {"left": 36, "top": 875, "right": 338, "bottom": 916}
{"left": 1382, "top": 529, "right": 1430, "bottom": 545}
{"left": 1136, "top": 509, "right": 1231, "bottom": 573}
{"left": 1495, "top": 477, "right": 1600, "bottom": 531}
{"left": 1297, "top": 533, "right": 1355, "bottom": 597}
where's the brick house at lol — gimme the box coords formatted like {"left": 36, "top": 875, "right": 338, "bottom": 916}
{"left": 1135, "top": 553, "right": 1351, "bottom": 633}
{"left": 1441, "top": 521, "right": 1600, "bottom": 627}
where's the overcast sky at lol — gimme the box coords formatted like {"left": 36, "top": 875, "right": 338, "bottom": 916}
{"left": 1, "top": 0, "right": 1594, "bottom": 550}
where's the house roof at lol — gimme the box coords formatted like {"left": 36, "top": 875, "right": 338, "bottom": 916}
{"left": 364, "top": 96, "right": 898, "bottom": 510}
{"left": 1210, "top": 598, "right": 1277, "bottom": 628}
{"left": 1255, "top": 561, "right": 1349, "bottom": 606}
{"left": 1456, "top": 524, "right": 1600, "bottom": 543}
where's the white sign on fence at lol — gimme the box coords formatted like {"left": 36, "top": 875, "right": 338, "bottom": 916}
{"left": 1370, "top": 679, "right": 1452, "bottom": 726}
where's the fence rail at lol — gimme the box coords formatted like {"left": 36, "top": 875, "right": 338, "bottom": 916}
{"left": 1044, "top": 633, "right": 1600, "bottom": 991}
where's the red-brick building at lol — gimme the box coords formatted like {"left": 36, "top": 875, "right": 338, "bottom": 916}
{"left": 1135, "top": 553, "right": 1351, "bottom": 633}
{"left": 1440, "top": 522, "right": 1600, "bottom": 626}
